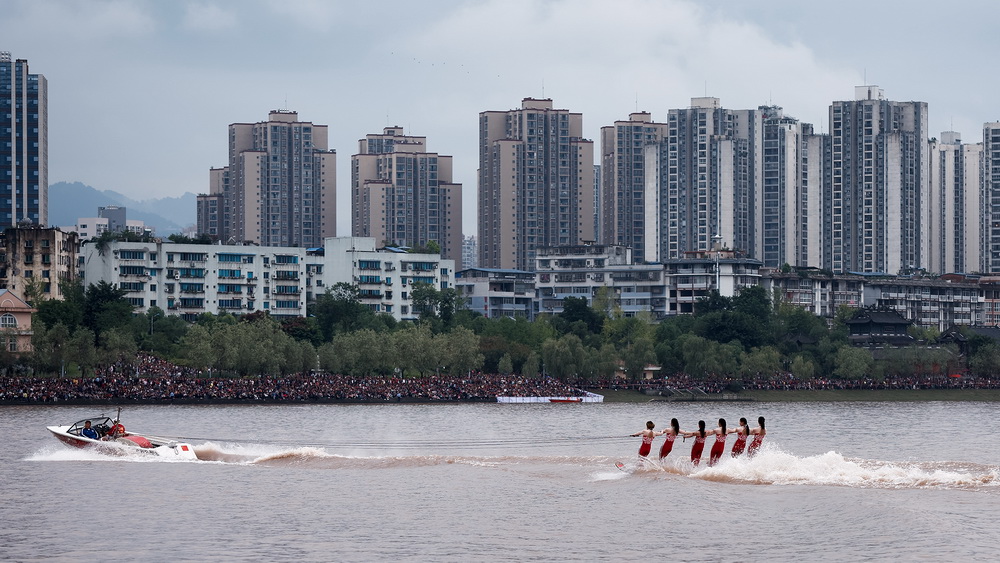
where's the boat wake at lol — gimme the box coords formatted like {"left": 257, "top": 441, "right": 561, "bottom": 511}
{"left": 29, "top": 440, "right": 999, "bottom": 491}
{"left": 620, "top": 444, "right": 1000, "bottom": 491}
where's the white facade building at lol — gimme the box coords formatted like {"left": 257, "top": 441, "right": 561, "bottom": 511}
{"left": 65, "top": 217, "right": 151, "bottom": 240}
{"left": 455, "top": 267, "right": 536, "bottom": 320}
{"left": 534, "top": 243, "right": 762, "bottom": 318}
{"left": 80, "top": 237, "right": 454, "bottom": 322}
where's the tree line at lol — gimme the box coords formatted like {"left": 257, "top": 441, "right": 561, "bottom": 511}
{"left": 15, "top": 278, "right": 1000, "bottom": 381}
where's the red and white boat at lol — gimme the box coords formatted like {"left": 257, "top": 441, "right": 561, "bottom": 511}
{"left": 47, "top": 415, "right": 198, "bottom": 460}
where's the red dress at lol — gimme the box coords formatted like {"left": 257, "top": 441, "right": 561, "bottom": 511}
{"left": 690, "top": 434, "right": 706, "bottom": 465}
{"left": 659, "top": 432, "right": 676, "bottom": 459}
{"left": 747, "top": 432, "right": 764, "bottom": 457}
{"left": 638, "top": 433, "right": 654, "bottom": 457}
{"left": 708, "top": 432, "right": 727, "bottom": 466}
{"left": 731, "top": 431, "right": 747, "bottom": 457}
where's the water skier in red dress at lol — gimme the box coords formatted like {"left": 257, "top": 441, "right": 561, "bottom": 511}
{"left": 683, "top": 420, "right": 707, "bottom": 466}
{"left": 747, "top": 416, "right": 766, "bottom": 457}
{"left": 658, "top": 418, "right": 681, "bottom": 460}
{"left": 707, "top": 418, "right": 728, "bottom": 466}
{"left": 729, "top": 417, "right": 750, "bottom": 457}
{"left": 631, "top": 420, "right": 659, "bottom": 458}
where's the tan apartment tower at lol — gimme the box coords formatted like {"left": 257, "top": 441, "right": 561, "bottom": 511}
{"left": 478, "top": 98, "right": 595, "bottom": 270}
{"left": 198, "top": 110, "right": 336, "bottom": 247}
{"left": 600, "top": 112, "right": 667, "bottom": 263}
{"left": 352, "top": 127, "right": 463, "bottom": 261}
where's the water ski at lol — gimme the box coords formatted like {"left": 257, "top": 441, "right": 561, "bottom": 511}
{"left": 615, "top": 461, "right": 626, "bottom": 471}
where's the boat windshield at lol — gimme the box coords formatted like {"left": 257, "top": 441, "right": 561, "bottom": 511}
{"left": 67, "top": 417, "right": 115, "bottom": 437}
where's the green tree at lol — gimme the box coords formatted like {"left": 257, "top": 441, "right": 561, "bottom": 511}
{"left": 84, "top": 281, "right": 134, "bottom": 339}
{"left": 969, "top": 343, "right": 1000, "bottom": 376}
{"left": 99, "top": 328, "right": 138, "bottom": 368}
{"left": 181, "top": 324, "right": 215, "bottom": 372}
{"left": 591, "top": 286, "right": 617, "bottom": 319}
{"left": 740, "top": 346, "right": 782, "bottom": 377}
{"left": 694, "top": 290, "right": 732, "bottom": 315}
{"left": 733, "top": 285, "right": 773, "bottom": 321}
{"left": 497, "top": 352, "right": 513, "bottom": 375}
{"left": 21, "top": 276, "right": 45, "bottom": 306}
{"left": 833, "top": 346, "right": 872, "bottom": 379}
{"left": 308, "top": 283, "right": 378, "bottom": 341}
{"left": 521, "top": 351, "right": 540, "bottom": 377}
{"left": 441, "top": 327, "right": 483, "bottom": 375}
{"left": 34, "top": 278, "right": 85, "bottom": 332}
{"left": 556, "top": 296, "right": 604, "bottom": 335}
{"left": 410, "top": 282, "right": 439, "bottom": 320}
{"left": 621, "top": 336, "right": 656, "bottom": 382}
{"left": 541, "top": 333, "right": 585, "bottom": 380}
{"left": 32, "top": 322, "right": 71, "bottom": 373}
{"left": 317, "top": 342, "right": 339, "bottom": 373}
{"left": 789, "top": 354, "right": 816, "bottom": 379}
{"left": 68, "top": 328, "right": 98, "bottom": 376}
{"left": 280, "top": 316, "right": 321, "bottom": 345}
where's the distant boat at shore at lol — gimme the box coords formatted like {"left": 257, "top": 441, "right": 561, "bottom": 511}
{"left": 496, "top": 391, "right": 603, "bottom": 403}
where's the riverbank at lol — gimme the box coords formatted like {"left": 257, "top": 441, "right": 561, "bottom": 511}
{"left": 593, "top": 388, "right": 1000, "bottom": 403}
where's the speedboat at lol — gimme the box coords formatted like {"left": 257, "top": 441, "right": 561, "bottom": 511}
{"left": 47, "top": 415, "right": 198, "bottom": 460}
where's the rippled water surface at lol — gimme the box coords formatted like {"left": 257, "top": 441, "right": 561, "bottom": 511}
{"left": 4, "top": 401, "right": 999, "bottom": 561}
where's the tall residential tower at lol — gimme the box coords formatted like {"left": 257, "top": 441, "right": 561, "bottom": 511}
{"left": 600, "top": 112, "right": 667, "bottom": 263}
{"left": 351, "top": 127, "right": 463, "bottom": 261}
{"left": 198, "top": 110, "right": 336, "bottom": 247}
{"left": 478, "top": 98, "right": 595, "bottom": 270}
{"left": 827, "top": 86, "right": 929, "bottom": 273}
{"left": 0, "top": 52, "right": 47, "bottom": 230}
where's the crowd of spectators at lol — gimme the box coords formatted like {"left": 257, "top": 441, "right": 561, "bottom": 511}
{"left": 2, "top": 356, "right": 998, "bottom": 404}
{"left": 0, "top": 356, "right": 586, "bottom": 404}
{"left": 581, "top": 371, "right": 1000, "bottom": 393}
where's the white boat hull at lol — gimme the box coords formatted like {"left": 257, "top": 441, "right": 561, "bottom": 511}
{"left": 47, "top": 424, "right": 197, "bottom": 460}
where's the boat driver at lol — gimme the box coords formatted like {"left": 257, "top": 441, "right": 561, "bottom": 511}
{"left": 108, "top": 420, "right": 126, "bottom": 439}
{"left": 80, "top": 420, "right": 99, "bottom": 440}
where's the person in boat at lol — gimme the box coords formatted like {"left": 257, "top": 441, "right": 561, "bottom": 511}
{"left": 631, "top": 421, "right": 660, "bottom": 458}
{"left": 682, "top": 420, "right": 707, "bottom": 466}
{"left": 706, "top": 418, "right": 728, "bottom": 466}
{"left": 658, "top": 418, "right": 682, "bottom": 460}
{"left": 729, "top": 417, "right": 750, "bottom": 457}
{"left": 80, "top": 420, "right": 99, "bottom": 440}
{"left": 746, "top": 416, "right": 766, "bottom": 457}
{"left": 106, "top": 420, "right": 127, "bottom": 439}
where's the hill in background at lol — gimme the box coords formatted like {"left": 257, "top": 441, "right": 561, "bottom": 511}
{"left": 48, "top": 181, "right": 196, "bottom": 236}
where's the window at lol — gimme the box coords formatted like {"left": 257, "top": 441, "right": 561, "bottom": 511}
{"left": 0, "top": 313, "right": 16, "bottom": 328}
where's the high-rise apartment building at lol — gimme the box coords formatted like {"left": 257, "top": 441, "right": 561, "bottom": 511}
{"left": 648, "top": 98, "right": 763, "bottom": 262}
{"left": 759, "top": 106, "right": 807, "bottom": 268}
{"left": 827, "top": 86, "right": 929, "bottom": 273}
{"left": 461, "top": 235, "right": 478, "bottom": 270}
{"left": 929, "top": 131, "right": 983, "bottom": 274}
{"left": 0, "top": 52, "right": 47, "bottom": 230}
{"left": 800, "top": 123, "right": 831, "bottom": 269}
{"left": 351, "top": 127, "right": 463, "bottom": 261}
{"left": 478, "top": 98, "right": 595, "bottom": 270}
{"left": 984, "top": 123, "right": 1000, "bottom": 273}
{"left": 600, "top": 112, "right": 667, "bottom": 263}
{"left": 198, "top": 110, "right": 336, "bottom": 247}
{"left": 592, "top": 163, "right": 601, "bottom": 243}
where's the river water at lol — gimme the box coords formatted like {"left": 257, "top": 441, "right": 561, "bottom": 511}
{"left": 4, "top": 401, "right": 999, "bottom": 561}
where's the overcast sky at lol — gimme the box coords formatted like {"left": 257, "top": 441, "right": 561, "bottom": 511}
{"left": 4, "top": 0, "right": 999, "bottom": 235}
